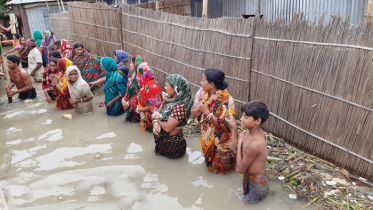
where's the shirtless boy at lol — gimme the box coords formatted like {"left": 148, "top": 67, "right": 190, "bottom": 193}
{"left": 5, "top": 55, "right": 36, "bottom": 101}
{"left": 227, "top": 101, "right": 270, "bottom": 204}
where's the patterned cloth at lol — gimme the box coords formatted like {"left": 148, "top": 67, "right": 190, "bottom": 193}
{"left": 55, "top": 58, "right": 74, "bottom": 110}
{"left": 243, "top": 173, "right": 269, "bottom": 204}
{"left": 199, "top": 89, "right": 236, "bottom": 174}
{"left": 158, "top": 74, "right": 193, "bottom": 128}
{"left": 102, "top": 57, "right": 127, "bottom": 116}
{"left": 69, "top": 44, "right": 102, "bottom": 84}
{"left": 123, "top": 55, "right": 145, "bottom": 122}
{"left": 115, "top": 50, "right": 129, "bottom": 83}
{"left": 60, "top": 39, "right": 72, "bottom": 58}
{"left": 17, "top": 44, "right": 29, "bottom": 64}
{"left": 136, "top": 62, "right": 163, "bottom": 132}
{"left": 154, "top": 130, "right": 187, "bottom": 159}
{"left": 41, "top": 31, "right": 54, "bottom": 65}
{"left": 42, "top": 66, "right": 59, "bottom": 92}
{"left": 33, "top": 30, "right": 43, "bottom": 47}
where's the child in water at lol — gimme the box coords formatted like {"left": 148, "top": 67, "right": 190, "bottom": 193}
{"left": 226, "top": 101, "right": 270, "bottom": 204}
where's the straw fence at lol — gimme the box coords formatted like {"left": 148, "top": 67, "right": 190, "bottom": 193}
{"left": 135, "top": 0, "right": 191, "bottom": 16}
{"left": 49, "top": 12, "right": 74, "bottom": 43}
{"left": 67, "top": 2, "right": 122, "bottom": 58}
{"left": 50, "top": 3, "right": 373, "bottom": 180}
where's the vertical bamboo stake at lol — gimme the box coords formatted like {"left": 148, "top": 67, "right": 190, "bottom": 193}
{"left": 45, "top": 0, "right": 50, "bottom": 13}
{"left": 122, "top": 0, "right": 127, "bottom": 5}
{"left": 138, "top": 0, "right": 141, "bottom": 4}
{"left": 156, "top": 0, "right": 160, "bottom": 12}
{"left": 57, "top": 0, "right": 62, "bottom": 13}
{"left": 256, "top": 0, "right": 261, "bottom": 17}
{"left": 202, "top": 0, "right": 208, "bottom": 19}
{"left": 365, "top": 0, "right": 373, "bottom": 22}
{"left": 60, "top": 0, "right": 66, "bottom": 12}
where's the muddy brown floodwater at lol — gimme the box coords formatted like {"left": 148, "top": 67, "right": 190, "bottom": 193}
{"left": 0, "top": 59, "right": 316, "bottom": 209}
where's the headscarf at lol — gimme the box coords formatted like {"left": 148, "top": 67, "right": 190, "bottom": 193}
{"left": 101, "top": 57, "right": 126, "bottom": 91}
{"left": 60, "top": 39, "right": 72, "bottom": 58}
{"left": 115, "top": 50, "right": 129, "bottom": 81}
{"left": 136, "top": 62, "right": 154, "bottom": 88}
{"left": 27, "top": 39, "right": 37, "bottom": 47}
{"left": 33, "top": 30, "right": 43, "bottom": 47}
{"left": 123, "top": 55, "right": 145, "bottom": 101}
{"left": 41, "top": 31, "right": 54, "bottom": 64}
{"left": 57, "top": 58, "right": 73, "bottom": 76}
{"left": 158, "top": 74, "right": 193, "bottom": 127}
{"left": 65, "top": 65, "right": 90, "bottom": 99}
{"left": 69, "top": 42, "right": 102, "bottom": 84}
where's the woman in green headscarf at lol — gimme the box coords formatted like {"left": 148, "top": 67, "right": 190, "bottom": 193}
{"left": 151, "top": 74, "right": 193, "bottom": 159}
{"left": 33, "top": 30, "right": 43, "bottom": 47}
{"left": 122, "top": 55, "right": 145, "bottom": 122}
{"left": 98, "top": 57, "right": 127, "bottom": 116}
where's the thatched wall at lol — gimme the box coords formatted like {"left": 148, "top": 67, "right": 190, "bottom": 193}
{"left": 136, "top": 0, "right": 191, "bottom": 16}
{"left": 49, "top": 12, "right": 73, "bottom": 43}
{"left": 67, "top": 2, "right": 122, "bottom": 57}
{"left": 48, "top": 2, "right": 373, "bottom": 180}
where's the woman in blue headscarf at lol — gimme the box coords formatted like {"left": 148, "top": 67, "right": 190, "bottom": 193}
{"left": 114, "top": 50, "right": 129, "bottom": 83}
{"left": 98, "top": 57, "right": 128, "bottom": 116}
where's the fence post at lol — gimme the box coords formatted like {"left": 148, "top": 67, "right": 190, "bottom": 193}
{"left": 256, "top": 0, "right": 261, "bottom": 17}
{"left": 156, "top": 0, "right": 160, "bottom": 12}
{"left": 202, "top": 0, "right": 208, "bottom": 19}
{"left": 365, "top": 0, "right": 373, "bottom": 22}
{"left": 122, "top": 0, "right": 127, "bottom": 5}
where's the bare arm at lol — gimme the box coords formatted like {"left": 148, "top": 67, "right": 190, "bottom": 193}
{"left": 13, "top": 73, "right": 33, "bottom": 94}
{"left": 191, "top": 103, "right": 202, "bottom": 119}
{"left": 157, "top": 116, "right": 180, "bottom": 133}
{"left": 91, "top": 77, "right": 107, "bottom": 85}
{"left": 4, "top": 47, "right": 18, "bottom": 55}
{"left": 226, "top": 113, "right": 238, "bottom": 153}
{"left": 137, "top": 107, "right": 151, "bottom": 113}
{"left": 236, "top": 135, "right": 259, "bottom": 174}
{"left": 0, "top": 22, "right": 14, "bottom": 32}
{"left": 30, "top": 63, "right": 43, "bottom": 76}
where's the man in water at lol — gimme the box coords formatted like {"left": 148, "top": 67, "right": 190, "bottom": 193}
{"left": 5, "top": 55, "right": 36, "bottom": 101}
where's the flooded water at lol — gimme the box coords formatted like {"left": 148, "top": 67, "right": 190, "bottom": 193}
{"left": 0, "top": 63, "right": 316, "bottom": 209}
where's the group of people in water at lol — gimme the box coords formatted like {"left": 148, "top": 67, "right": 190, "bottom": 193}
{"left": 2, "top": 30, "right": 271, "bottom": 204}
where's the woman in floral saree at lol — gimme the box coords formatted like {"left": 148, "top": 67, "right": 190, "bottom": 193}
{"left": 191, "top": 69, "right": 236, "bottom": 174}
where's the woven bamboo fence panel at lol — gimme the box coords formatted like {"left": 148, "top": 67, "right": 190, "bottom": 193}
{"left": 122, "top": 5, "right": 254, "bottom": 117}
{"left": 251, "top": 15, "right": 373, "bottom": 180}
{"left": 136, "top": 0, "right": 191, "bottom": 16}
{"left": 49, "top": 12, "right": 73, "bottom": 43}
{"left": 67, "top": 2, "right": 122, "bottom": 58}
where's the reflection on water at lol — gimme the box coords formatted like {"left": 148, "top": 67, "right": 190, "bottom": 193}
{"left": 0, "top": 80, "right": 316, "bottom": 210}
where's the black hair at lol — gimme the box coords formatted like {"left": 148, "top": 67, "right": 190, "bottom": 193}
{"left": 54, "top": 40, "right": 61, "bottom": 46}
{"left": 113, "top": 51, "right": 117, "bottom": 57}
{"left": 19, "top": 37, "right": 25, "bottom": 41}
{"left": 7, "top": 55, "right": 20, "bottom": 65}
{"left": 50, "top": 50, "right": 62, "bottom": 59}
{"left": 242, "top": 101, "right": 269, "bottom": 125}
{"left": 73, "top": 42, "right": 84, "bottom": 49}
{"left": 131, "top": 56, "right": 136, "bottom": 63}
{"left": 49, "top": 58, "right": 58, "bottom": 64}
{"left": 203, "top": 69, "right": 228, "bottom": 90}
{"left": 13, "top": 33, "right": 21, "bottom": 39}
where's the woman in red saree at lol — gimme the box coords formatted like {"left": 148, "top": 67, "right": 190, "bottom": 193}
{"left": 135, "top": 62, "right": 163, "bottom": 132}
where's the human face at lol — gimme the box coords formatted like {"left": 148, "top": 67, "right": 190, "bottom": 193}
{"left": 20, "top": 38, "right": 26, "bottom": 45}
{"left": 68, "top": 70, "right": 79, "bottom": 82}
{"left": 201, "top": 74, "right": 212, "bottom": 92}
{"left": 165, "top": 81, "right": 176, "bottom": 99}
{"left": 240, "top": 113, "right": 261, "bottom": 129}
{"left": 113, "top": 55, "right": 118, "bottom": 63}
{"left": 50, "top": 62, "right": 58, "bottom": 73}
{"left": 130, "top": 59, "right": 135, "bottom": 72}
{"left": 13, "top": 35, "right": 16, "bottom": 40}
{"left": 53, "top": 44, "right": 60, "bottom": 50}
{"left": 75, "top": 46, "right": 84, "bottom": 56}
{"left": 43, "top": 32, "right": 47, "bottom": 39}
{"left": 7, "top": 60, "right": 17, "bottom": 70}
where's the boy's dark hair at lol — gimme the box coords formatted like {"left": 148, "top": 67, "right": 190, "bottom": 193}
{"left": 50, "top": 50, "right": 62, "bottom": 59}
{"left": 242, "top": 101, "right": 269, "bottom": 125}
{"left": 54, "top": 40, "right": 61, "bottom": 46}
{"left": 7, "top": 55, "right": 20, "bottom": 65}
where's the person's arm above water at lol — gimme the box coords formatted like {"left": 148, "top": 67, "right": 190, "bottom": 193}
{"left": 91, "top": 77, "right": 106, "bottom": 85}
{"left": 226, "top": 113, "right": 239, "bottom": 153}
{"left": 7, "top": 72, "right": 32, "bottom": 97}
{"left": 4, "top": 47, "right": 18, "bottom": 55}
{"left": 236, "top": 132, "right": 259, "bottom": 174}
{"left": 0, "top": 22, "right": 14, "bottom": 32}
{"left": 30, "top": 62, "right": 43, "bottom": 76}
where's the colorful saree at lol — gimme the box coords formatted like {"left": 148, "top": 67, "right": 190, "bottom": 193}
{"left": 41, "top": 31, "right": 54, "bottom": 65}
{"left": 136, "top": 62, "right": 163, "bottom": 132}
{"left": 55, "top": 58, "right": 74, "bottom": 110}
{"left": 123, "top": 55, "right": 145, "bottom": 122}
{"left": 102, "top": 57, "right": 127, "bottom": 116}
{"left": 116, "top": 50, "right": 129, "bottom": 83}
{"left": 60, "top": 39, "right": 72, "bottom": 58}
{"left": 199, "top": 89, "right": 236, "bottom": 174}
{"left": 70, "top": 44, "right": 102, "bottom": 84}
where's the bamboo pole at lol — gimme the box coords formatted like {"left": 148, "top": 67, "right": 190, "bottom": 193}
{"left": 122, "top": 0, "right": 127, "bottom": 5}
{"left": 202, "top": 0, "right": 208, "bottom": 19}
{"left": 45, "top": 0, "right": 50, "bottom": 13}
{"left": 57, "top": 0, "right": 61, "bottom": 13}
{"left": 365, "top": 0, "right": 373, "bottom": 22}
{"left": 60, "top": 0, "right": 66, "bottom": 12}
{"left": 256, "top": 0, "right": 261, "bottom": 17}
{"left": 138, "top": 0, "right": 141, "bottom": 4}
{"left": 156, "top": 0, "right": 160, "bottom": 12}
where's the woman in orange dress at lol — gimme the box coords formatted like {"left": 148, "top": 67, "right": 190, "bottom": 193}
{"left": 50, "top": 58, "right": 74, "bottom": 110}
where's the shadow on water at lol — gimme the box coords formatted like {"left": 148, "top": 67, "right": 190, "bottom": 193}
{"left": 0, "top": 78, "right": 316, "bottom": 210}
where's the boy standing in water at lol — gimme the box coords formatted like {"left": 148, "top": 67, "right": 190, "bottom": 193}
{"left": 227, "top": 101, "right": 270, "bottom": 204}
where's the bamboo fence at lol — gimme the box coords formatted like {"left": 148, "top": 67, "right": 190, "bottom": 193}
{"left": 67, "top": 2, "right": 122, "bottom": 58}
{"left": 136, "top": 0, "right": 191, "bottom": 16}
{"left": 49, "top": 2, "right": 373, "bottom": 180}
{"left": 49, "top": 12, "right": 74, "bottom": 43}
